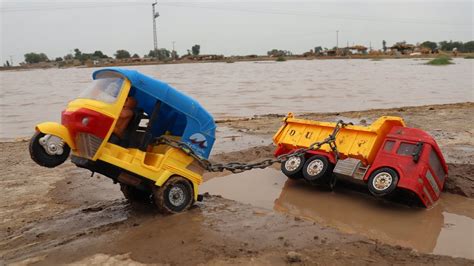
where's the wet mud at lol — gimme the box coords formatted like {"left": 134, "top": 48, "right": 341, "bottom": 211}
{"left": 201, "top": 168, "right": 474, "bottom": 259}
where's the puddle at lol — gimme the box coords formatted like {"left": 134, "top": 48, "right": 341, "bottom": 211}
{"left": 200, "top": 168, "right": 474, "bottom": 259}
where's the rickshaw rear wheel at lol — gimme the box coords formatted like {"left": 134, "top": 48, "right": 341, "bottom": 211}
{"left": 120, "top": 184, "right": 151, "bottom": 202}
{"left": 29, "top": 132, "right": 70, "bottom": 168}
{"left": 153, "top": 176, "right": 193, "bottom": 214}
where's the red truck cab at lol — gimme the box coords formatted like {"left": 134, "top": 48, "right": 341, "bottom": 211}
{"left": 369, "top": 126, "right": 448, "bottom": 207}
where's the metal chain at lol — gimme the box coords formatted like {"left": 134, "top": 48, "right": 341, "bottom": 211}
{"left": 154, "top": 120, "right": 352, "bottom": 174}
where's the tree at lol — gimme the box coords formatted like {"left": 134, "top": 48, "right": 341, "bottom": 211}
{"left": 382, "top": 40, "right": 387, "bottom": 53}
{"left": 171, "top": 50, "right": 179, "bottom": 59}
{"left": 464, "top": 41, "right": 474, "bottom": 52}
{"left": 115, "top": 49, "right": 131, "bottom": 59}
{"left": 92, "top": 50, "right": 108, "bottom": 59}
{"left": 314, "top": 46, "right": 323, "bottom": 53}
{"left": 24, "top": 52, "right": 49, "bottom": 64}
{"left": 73, "top": 48, "right": 82, "bottom": 59}
{"left": 132, "top": 53, "right": 140, "bottom": 59}
{"left": 55, "top": 57, "right": 63, "bottom": 62}
{"left": 420, "top": 41, "right": 437, "bottom": 51}
{"left": 191, "top": 44, "right": 200, "bottom": 56}
{"left": 267, "top": 49, "right": 292, "bottom": 57}
{"left": 63, "top": 54, "right": 73, "bottom": 61}
{"left": 148, "top": 49, "right": 171, "bottom": 60}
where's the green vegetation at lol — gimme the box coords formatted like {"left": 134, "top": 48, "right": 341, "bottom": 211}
{"left": 371, "top": 58, "right": 383, "bottom": 61}
{"left": 267, "top": 49, "right": 292, "bottom": 57}
{"left": 439, "top": 41, "right": 474, "bottom": 52}
{"left": 276, "top": 56, "right": 286, "bottom": 62}
{"left": 148, "top": 48, "right": 171, "bottom": 60}
{"left": 464, "top": 55, "right": 474, "bottom": 59}
{"left": 24, "top": 52, "right": 49, "bottom": 64}
{"left": 115, "top": 49, "right": 131, "bottom": 59}
{"left": 426, "top": 55, "right": 453, "bottom": 65}
{"left": 420, "top": 41, "right": 437, "bottom": 51}
{"left": 192, "top": 44, "right": 200, "bottom": 56}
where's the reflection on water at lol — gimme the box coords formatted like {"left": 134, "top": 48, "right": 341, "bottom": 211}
{"left": 201, "top": 168, "right": 474, "bottom": 259}
{"left": 1, "top": 59, "right": 473, "bottom": 139}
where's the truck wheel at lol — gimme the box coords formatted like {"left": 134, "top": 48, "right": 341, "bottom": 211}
{"left": 120, "top": 184, "right": 151, "bottom": 202}
{"left": 153, "top": 176, "right": 193, "bottom": 214}
{"left": 281, "top": 155, "right": 305, "bottom": 179}
{"left": 302, "top": 155, "right": 331, "bottom": 181}
{"left": 368, "top": 168, "right": 399, "bottom": 197}
{"left": 29, "top": 132, "right": 70, "bottom": 168}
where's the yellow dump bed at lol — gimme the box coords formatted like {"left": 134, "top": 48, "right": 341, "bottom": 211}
{"left": 273, "top": 114, "right": 406, "bottom": 165}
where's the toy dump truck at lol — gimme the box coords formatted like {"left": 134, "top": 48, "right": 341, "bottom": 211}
{"left": 273, "top": 114, "right": 448, "bottom": 207}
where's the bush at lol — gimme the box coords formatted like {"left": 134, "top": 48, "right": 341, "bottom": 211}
{"left": 426, "top": 56, "right": 453, "bottom": 65}
{"left": 276, "top": 56, "right": 286, "bottom": 62}
{"left": 464, "top": 55, "right": 474, "bottom": 59}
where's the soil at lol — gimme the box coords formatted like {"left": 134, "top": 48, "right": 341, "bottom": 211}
{"left": 1, "top": 102, "right": 473, "bottom": 265}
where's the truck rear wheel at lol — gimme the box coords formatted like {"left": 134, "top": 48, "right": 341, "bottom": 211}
{"left": 368, "top": 168, "right": 399, "bottom": 197}
{"left": 302, "top": 155, "right": 331, "bottom": 181}
{"left": 281, "top": 155, "right": 305, "bottom": 179}
{"left": 29, "top": 132, "right": 70, "bottom": 168}
{"left": 120, "top": 184, "right": 151, "bottom": 202}
{"left": 153, "top": 176, "right": 193, "bottom": 214}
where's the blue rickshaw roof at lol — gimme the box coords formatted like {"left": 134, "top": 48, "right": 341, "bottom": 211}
{"left": 92, "top": 67, "right": 216, "bottom": 158}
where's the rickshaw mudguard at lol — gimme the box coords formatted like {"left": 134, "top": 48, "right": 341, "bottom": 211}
{"left": 36, "top": 122, "right": 76, "bottom": 150}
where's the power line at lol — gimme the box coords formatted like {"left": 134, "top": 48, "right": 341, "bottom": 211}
{"left": 0, "top": 3, "right": 148, "bottom": 13}
{"left": 1, "top": 2, "right": 470, "bottom": 27}
{"left": 159, "top": 2, "right": 470, "bottom": 27}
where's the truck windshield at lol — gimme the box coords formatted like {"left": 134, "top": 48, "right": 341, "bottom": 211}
{"left": 78, "top": 72, "right": 124, "bottom": 103}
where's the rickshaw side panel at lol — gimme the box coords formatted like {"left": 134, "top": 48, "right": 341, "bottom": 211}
{"left": 97, "top": 142, "right": 203, "bottom": 200}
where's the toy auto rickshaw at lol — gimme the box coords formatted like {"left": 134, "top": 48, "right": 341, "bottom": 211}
{"left": 29, "top": 68, "right": 216, "bottom": 213}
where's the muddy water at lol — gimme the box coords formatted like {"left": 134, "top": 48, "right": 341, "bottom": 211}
{"left": 200, "top": 168, "right": 474, "bottom": 259}
{"left": 1, "top": 59, "right": 473, "bottom": 140}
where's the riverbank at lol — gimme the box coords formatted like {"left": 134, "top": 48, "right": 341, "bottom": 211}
{"left": 2, "top": 52, "right": 473, "bottom": 71}
{"left": 1, "top": 103, "right": 473, "bottom": 264}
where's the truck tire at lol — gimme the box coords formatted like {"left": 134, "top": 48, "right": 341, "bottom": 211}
{"left": 29, "top": 132, "right": 70, "bottom": 168}
{"left": 281, "top": 155, "right": 305, "bottom": 179}
{"left": 302, "top": 155, "right": 331, "bottom": 181}
{"left": 120, "top": 184, "right": 151, "bottom": 202}
{"left": 153, "top": 176, "right": 193, "bottom": 214}
{"left": 368, "top": 168, "right": 399, "bottom": 197}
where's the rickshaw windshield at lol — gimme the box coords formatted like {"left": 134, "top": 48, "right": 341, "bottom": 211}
{"left": 78, "top": 72, "right": 124, "bottom": 103}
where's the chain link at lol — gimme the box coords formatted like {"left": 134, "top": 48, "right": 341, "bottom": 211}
{"left": 154, "top": 120, "right": 352, "bottom": 174}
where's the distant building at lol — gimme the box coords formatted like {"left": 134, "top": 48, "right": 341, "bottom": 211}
{"left": 390, "top": 42, "right": 415, "bottom": 55}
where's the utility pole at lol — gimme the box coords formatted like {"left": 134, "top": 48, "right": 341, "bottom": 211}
{"left": 152, "top": 1, "right": 159, "bottom": 55}
{"left": 172, "top": 41, "right": 175, "bottom": 52}
{"left": 336, "top": 30, "right": 339, "bottom": 48}
{"left": 9, "top": 55, "right": 13, "bottom": 66}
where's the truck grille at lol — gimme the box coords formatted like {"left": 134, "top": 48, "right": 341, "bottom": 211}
{"left": 76, "top": 133, "right": 103, "bottom": 159}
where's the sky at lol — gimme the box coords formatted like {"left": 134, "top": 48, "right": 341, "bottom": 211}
{"left": 1, "top": 0, "right": 472, "bottom": 65}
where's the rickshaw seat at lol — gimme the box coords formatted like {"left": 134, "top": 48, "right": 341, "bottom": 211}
{"left": 121, "top": 109, "right": 148, "bottom": 148}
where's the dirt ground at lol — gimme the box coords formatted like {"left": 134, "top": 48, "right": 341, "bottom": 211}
{"left": 1, "top": 103, "right": 473, "bottom": 265}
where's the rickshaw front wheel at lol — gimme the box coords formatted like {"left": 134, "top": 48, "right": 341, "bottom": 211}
{"left": 153, "top": 176, "right": 193, "bottom": 214}
{"left": 29, "top": 132, "right": 70, "bottom": 168}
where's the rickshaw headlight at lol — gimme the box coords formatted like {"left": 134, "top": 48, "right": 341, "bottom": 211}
{"left": 81, "top": 117, "right": 90, "bottom": 126}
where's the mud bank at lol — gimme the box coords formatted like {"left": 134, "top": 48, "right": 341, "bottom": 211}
{"left": 1, "top": 103, "right": 473, "bottom": 265}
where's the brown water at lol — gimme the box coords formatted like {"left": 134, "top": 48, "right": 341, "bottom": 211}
{"left": 1, "top": 59, "right": 473, "bottom": 140}
{"left": 200, "top": 168, "right": 474, "bottom": 259}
